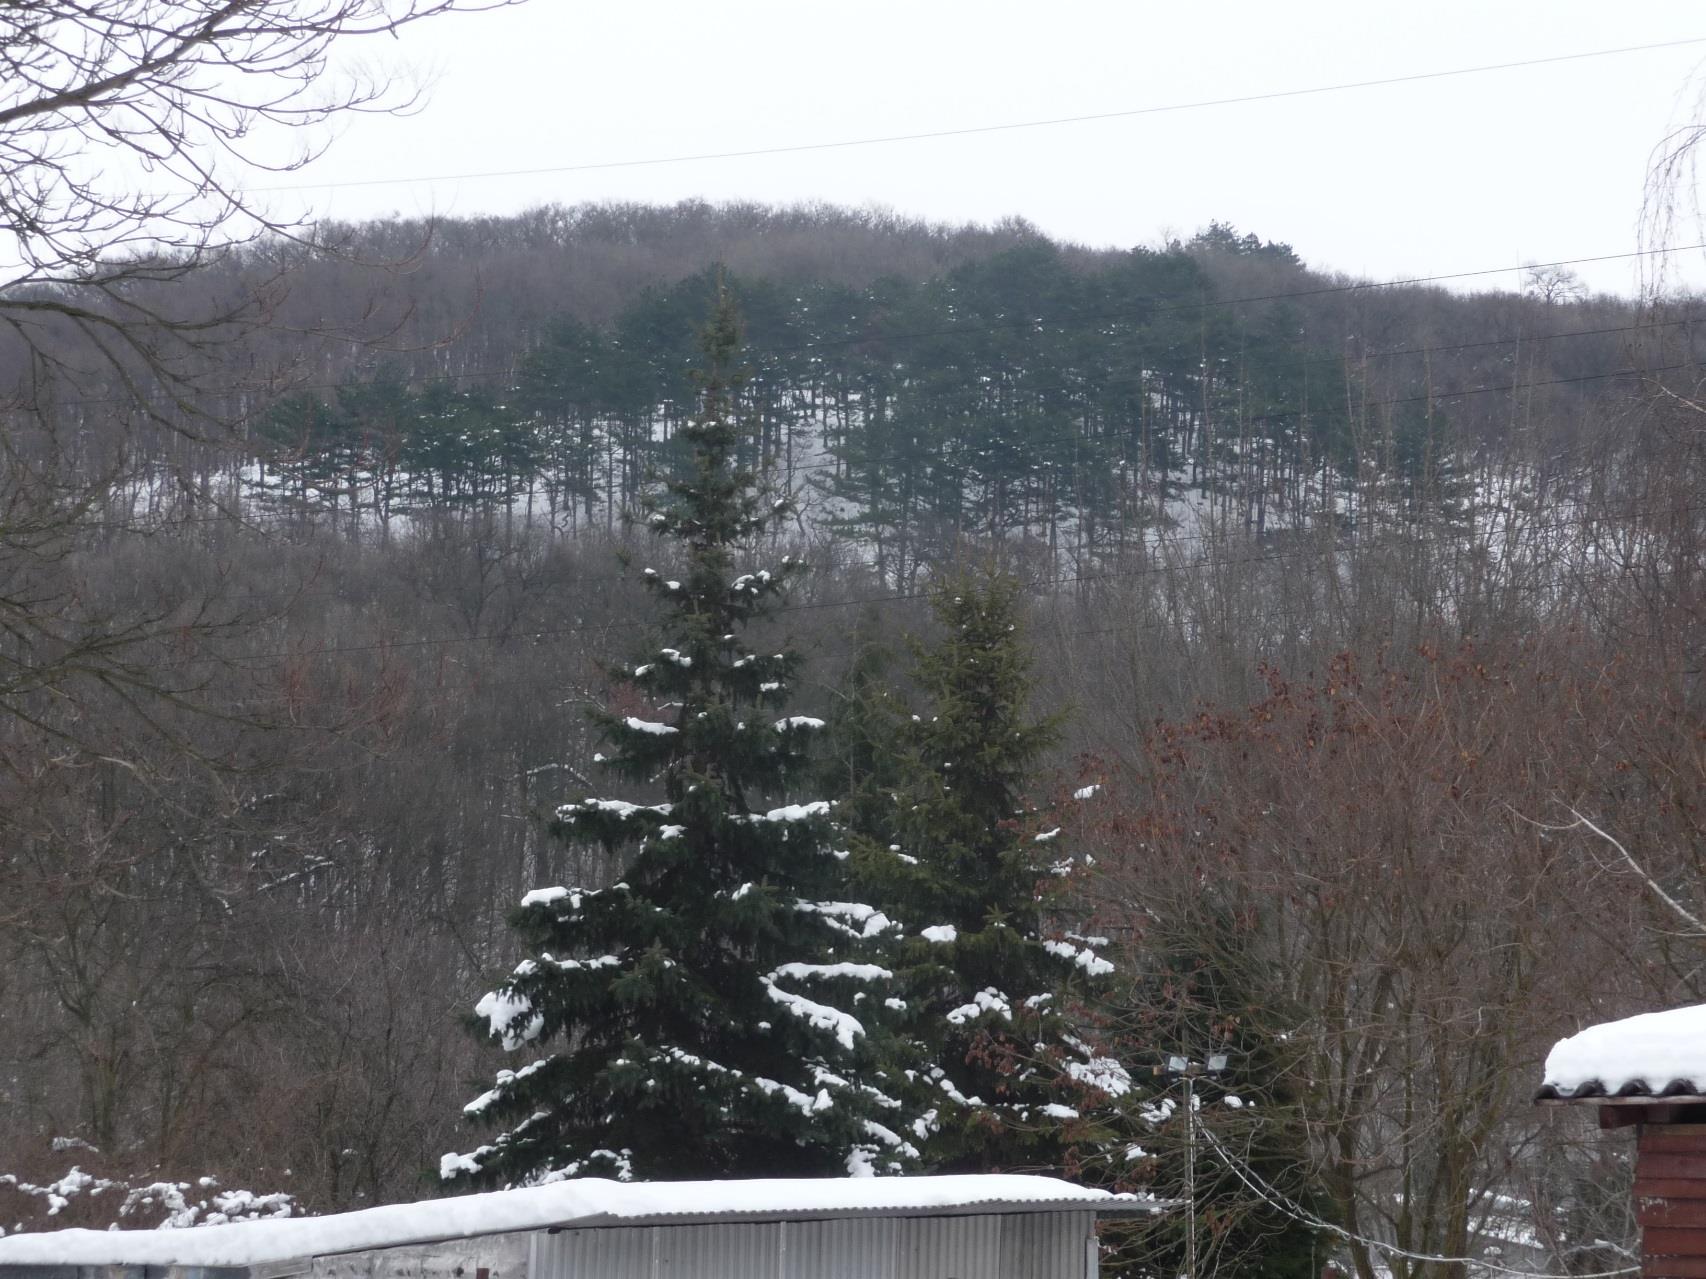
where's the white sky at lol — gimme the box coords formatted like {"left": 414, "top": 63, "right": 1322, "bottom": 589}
{"left": 262, "top": 1, "right": 1706, "bottom": 297}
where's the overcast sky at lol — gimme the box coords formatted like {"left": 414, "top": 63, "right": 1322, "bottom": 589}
{"left": 268, "top": 1, "right": 1706, "bottom": 296}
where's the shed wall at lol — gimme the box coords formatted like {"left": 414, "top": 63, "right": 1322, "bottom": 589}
{"left": 1638, "top": 1126, "right": 1706, "bottom": 1279}
{"left": 312, "top": 1231, "right": 531, "bottom": 1279}
{"left": 530, "top": 1211, "right": 1097, "bottom": 1279}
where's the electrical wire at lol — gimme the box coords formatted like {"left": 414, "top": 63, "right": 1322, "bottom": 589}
{"left": 247, "top": 38, "right": 1706, "bottom": 194}
{"left": 1191, "top": 1115, "right": 1639, "bottom": 1279}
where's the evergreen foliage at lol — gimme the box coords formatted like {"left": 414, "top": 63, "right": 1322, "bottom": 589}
{"left": 1121, "top": 920, "right": 1322, "bottom": 1279}
{"left": 442, "top": 291, "right": 925, "bottom": 1187}
{"left": 842, "top": 568, "right": 1134, "bottom": 1170}
{"left": 248, "top": 229, "right": 1453, "bottom": 576}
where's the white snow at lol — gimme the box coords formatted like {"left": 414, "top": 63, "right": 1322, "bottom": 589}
{"left": 624, "top": 717, "right": 677, "bottom": 736}
{"left": 539, "top": 953, "right": 621, "bottom": 973}
{"left": 751, "top": 1076, "right": 832, "bottom": 1117}
{"left": 1039, "top": 1103, "right": 1080, "bottom": 1121}
{"left": 1139, "top": 1097, "right": 1177, "bottom": 1125}
{"left": 774, "top": 716, "right": 826, "bottom": 731}
{"left": 1543, "top": 1003, "right": 1706, "bottom": 1093}
{"left": 557, "top": 799, "right": 673, "bottom": 821}
{"left": 1043, "top": 939, "right": 1116, "bottom": 977}
{"left": 731, "top": 571, "right": 774, "bottom": 593}
{"left": 0, "top": 1167, "right": 299, "bottom": 1232}
{"left": 761, "top": 978, "right": 866, "bottom": 1051}
{"left": 519, "top": 886, "right": 570, "bottom": 908}
{"left": 463, "top": 1058, "right": 553, "bottom": 1116}
{"left": 920, "top": 925, "right": 958, "bottom": 943}
{"left": 119, "top": 1181, "right": 295, "bottom": 1230}
{"left": 474, "top": 989, "right": 542, "bottom": 1051}
{"left": 946, "top": 988, "right": 1013, "bottom": 1025}
{"left": 1074, "top": 784, "right": 1101, "bottom": 800}
{"left": 0, "top": 1177, "right": 1149, "bottom": 1266}
{"left": 796, "top": 900, "right": 894, "bottom": 938}
{"left": 751, "top": 800, "right": 831, "bottom": 823}
{"left": 859, "top": 1120, "right": 920, "bottom": 1163}
{"left": 770, "top": 962, "right": 892, "bottom": 982}
{"left": 1064, "top": 1054, "right": 1134, "bottom": 1098}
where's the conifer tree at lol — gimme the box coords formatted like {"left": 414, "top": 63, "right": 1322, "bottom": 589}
{"left": 442, "top": 291, "right": 924, "bottom": 1187}
{"left": 846, "top": 567, "right": 1133, "bottom": 1171}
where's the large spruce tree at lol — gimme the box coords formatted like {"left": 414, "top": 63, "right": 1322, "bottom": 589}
{"left": 442, "top": 291, "right": 924, "bottom": 1187}
{"left": 845, "top": 567, "right": 1134, "bottom": 1171}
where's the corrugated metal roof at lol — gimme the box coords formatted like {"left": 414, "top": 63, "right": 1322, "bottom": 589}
{"left": 0, "top": 1175, "right": 1162, "bottom": 1269}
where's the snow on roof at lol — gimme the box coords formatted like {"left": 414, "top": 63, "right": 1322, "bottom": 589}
{"left": 1537, "top": 1003, "right": 1706, "bottom": 1101}
{"left": 0, "top": 1174, "right": 1158, "bottom": 1268}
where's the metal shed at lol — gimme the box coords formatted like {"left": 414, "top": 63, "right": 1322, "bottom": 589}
{"left": 0, "top": 1174, "right": 1160, "bottom": 1279}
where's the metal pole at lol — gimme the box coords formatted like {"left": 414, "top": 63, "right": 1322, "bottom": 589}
{"left": 1185, "top": 1072, "right": 1196, "bottom": 1279}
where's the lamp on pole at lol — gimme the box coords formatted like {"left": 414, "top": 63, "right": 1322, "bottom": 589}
{"left": 1159, "top": 1052, "right": 1229, "bottom": 1279}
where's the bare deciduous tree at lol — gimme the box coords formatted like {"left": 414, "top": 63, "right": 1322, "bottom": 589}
{"left": 0, "top": 1, "right": 520, "bottom": 408}
{"left": 1080, "top": 639, "right": 1652, "bottom": 1279}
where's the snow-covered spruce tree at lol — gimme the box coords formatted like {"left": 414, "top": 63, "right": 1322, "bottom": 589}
{"left": 845, "top": 567, "right": 1133, "bottom": 1171}
{"left": 442, "top": 292, "right": 923, "bottom": 1187}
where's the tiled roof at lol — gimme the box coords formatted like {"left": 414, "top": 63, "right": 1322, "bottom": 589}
{"left": 1537, "top": 1003, "right": 1706, "bottom": 1103}
{"left": 1534, "top": 1077, "right": 1706, "bottom": 1101}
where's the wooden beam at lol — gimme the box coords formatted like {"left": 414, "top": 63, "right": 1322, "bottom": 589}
{"left": 1635, "top": 1156, "right": 1706, "bottom": 1180}
{"left": 1637, "top": 1180, "right": 1706, "bottom": 1200}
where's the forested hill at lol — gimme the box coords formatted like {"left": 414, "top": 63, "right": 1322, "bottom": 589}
{"left": 55, "top": 199, "right": 1702, "bottom": 586}
{"left": 8, "top": 200, "right": 1706, "bottom": 1239}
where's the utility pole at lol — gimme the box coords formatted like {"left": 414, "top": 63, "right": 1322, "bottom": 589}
{"left": 1159, "top": 1052, "right": 1229, "bottom": 1279}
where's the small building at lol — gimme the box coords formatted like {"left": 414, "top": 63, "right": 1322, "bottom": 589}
{"left": 0, "top": 1173, "right": 1159, "bottom": 1279}
{"left": 1536, "top": 1003, "right": 1706, "bottom": 1279}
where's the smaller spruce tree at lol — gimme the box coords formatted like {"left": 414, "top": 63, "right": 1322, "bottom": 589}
{"left": 843, "top": 566, "right": 1133, "bottom": 1171}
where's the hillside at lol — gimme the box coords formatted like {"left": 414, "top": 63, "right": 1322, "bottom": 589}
{"left": 4, "top": 200, "right": 1705, "bottom": 1241}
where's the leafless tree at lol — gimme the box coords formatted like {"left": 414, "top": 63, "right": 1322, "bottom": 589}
{"left": 1079, "top": 638, "right": 1653, "bottom": 1279}
{"left": 0, "top": 1, "right": 522, "bottom": 413}
{"left": 0, "top": 1, "right": 527, "bottom": 806}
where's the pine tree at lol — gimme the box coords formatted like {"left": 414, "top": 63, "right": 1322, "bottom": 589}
{"left": 845, "top": 567, "right": 1131, "bottom": 1171}
{"left": 442, "top": 291, "right": 924, "bottom": 1188}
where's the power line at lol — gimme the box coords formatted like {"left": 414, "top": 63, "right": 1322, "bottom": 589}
{"left": 1192, "top": 1116, "right": 1638, "bottom": 1279}
{"left": 249, "top": 38, "right": 1706, "bottom": 194}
